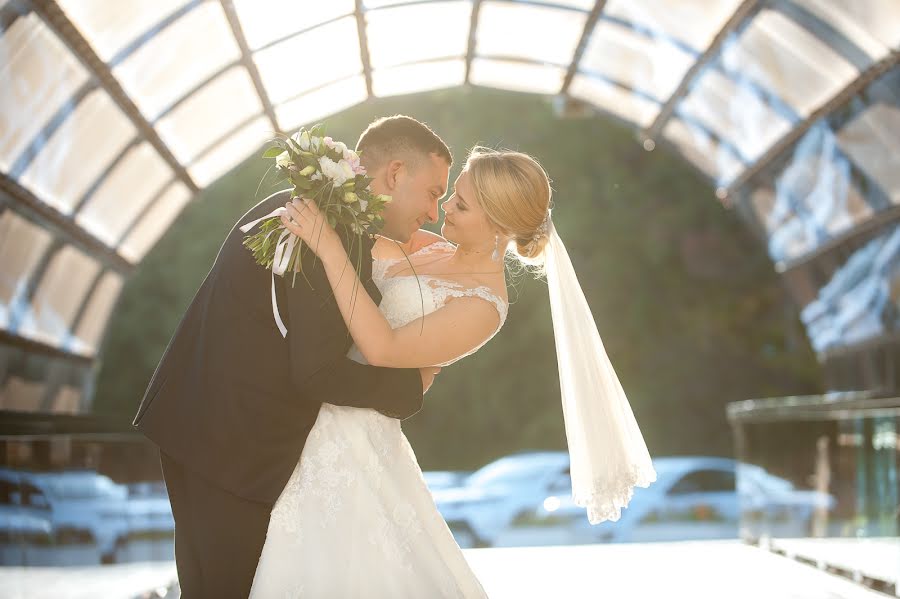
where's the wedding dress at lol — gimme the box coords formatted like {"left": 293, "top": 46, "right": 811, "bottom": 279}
{"left": 250, "top": 241, "right": 505, "bottom": 598}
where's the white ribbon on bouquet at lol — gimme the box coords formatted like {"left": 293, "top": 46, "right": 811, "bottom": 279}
{"left": 239, "top": 207, "right": 298, "bottom": 338}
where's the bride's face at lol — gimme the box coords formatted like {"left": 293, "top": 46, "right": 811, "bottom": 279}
{"left": 440, "top": 170, "right": 496, "bottom": 248}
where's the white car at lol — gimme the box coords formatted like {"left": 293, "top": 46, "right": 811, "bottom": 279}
{"left": 24, "top": 470, "right": 131, "bottom": 562}
{"left": 423, "top": 471, "right": 470, "bottom": 493}
{"left": 496, "top": 456, "right": 835, "bottom": 547}
{"left": 433, "top": 451, "right": 571, "bottom": 547}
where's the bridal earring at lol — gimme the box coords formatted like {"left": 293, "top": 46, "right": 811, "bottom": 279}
{"left": 491, "top": 234, "right": 500, "bottom": 261}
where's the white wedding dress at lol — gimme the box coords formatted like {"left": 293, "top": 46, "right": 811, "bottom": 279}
{"left": 250, "top": 241, "right": 506, "bottom": 598}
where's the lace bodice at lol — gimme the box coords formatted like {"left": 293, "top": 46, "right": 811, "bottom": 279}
{"left": 353, "top": 240, "right": 508, "bottom": 368}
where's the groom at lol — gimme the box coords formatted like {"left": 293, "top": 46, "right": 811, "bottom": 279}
{"left": 133, "top": 115, "right": 452, "bottom": 597}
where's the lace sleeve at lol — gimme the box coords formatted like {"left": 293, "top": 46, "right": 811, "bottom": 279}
{"left": 427, "top": 279, "right": 508, "bottom": 367}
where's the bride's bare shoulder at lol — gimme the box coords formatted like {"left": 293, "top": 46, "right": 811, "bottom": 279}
{"left": 373, "top": 230, "right": 452, "bottom": 260}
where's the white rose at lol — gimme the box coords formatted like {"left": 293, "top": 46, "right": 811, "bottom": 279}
{"left": 318, "top": 156, "right": 355, "bottom": 186}
{"left": 275, "top": 150, "right": 294, "bottom": 169}
{"left": 333, "top": 141, "right": 348, "bottom": 155}
{"left": 291, "top": 130, "right": 311, "bottom": 151}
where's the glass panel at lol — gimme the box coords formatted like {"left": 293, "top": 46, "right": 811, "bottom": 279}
{"left": 732, "top": 396, "right": 900, "bottom": 564}
{"left": 119, "top": 182, "right": 192, "bottom": 263}
{"left": 580, "top": 20, "right": 695, "bottom": 101}
{"left": 188, "top": 115, "right": 272, "bottom": 187}
{"left": 275, "top": 76, "right": 369, "bottom": 132}
{"left": 469, "top": 59, "right": 565, "bottom": 95}
{"left": 476, "top": 2, "right": 586, "bottom": 65}
{"left": 17, "top": 246, "right": 100, "bottom": 348}
{"left": 719, "top": 8, "right": 859, "bottom": 117}
{"left": 604, "top": 0, "right": 744, "bottom": 50}
{"left": 155, "top": 66, "right": 263, "bottom": 165}
{"left": 0, "top": 14, "right": 91, "bottom": 173}
{"left": 366, "top": 2, "right": 469, "bottom": 69}
{"left": 253, "top": 17, "right": 361, "bottom": 104}
{"left": 662, "top": 117, "right": 745, "bottom": 185}
{"left": 755, "top": 122, "right": 875, "bottom": 263}
{"left": 56, "top": 0, "right": 190, "bottom": 62}
{"left": 0, "top": 212, "right": 53, "bottom": 330}
{"left": 568, "top": 74, "right": 660, "bottom": 127}
{"left": 75, "top": 142, "right": 173, "bottom": 247}
{"left": 835, "top": 102, "right": 900, "bottom": 204}
{"left": 69, "top": 271, "right": 124, "bottom": 356}
{"left": 371, "top": 59, "right": 466, "bottom": 98}
{"left": 18, "top": 90, "right": 137, "bottom": 215}
{"left": 677, "top": 68, "right": 794, "bottom": 163}
{"left": 112, "top": 2, "right": 241, "bottom": 120}
{"left": 233, "top": 0, "right": 355, "bottom": 50}
{"left": 798, "top": 0, "right": 900, "bottom": 61}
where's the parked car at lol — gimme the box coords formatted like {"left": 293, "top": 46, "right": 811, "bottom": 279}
{"left": 122, "top": 482, "right": 175, "bottom": 540}
{"left": 423, "top": 471, "right": 470, "bottom": 493}
{"left": 433, "top": 451, "right": 571, "bottom": 547}
{"left": 23, "top": 470, "right": 130, "bottom": 562}
{"left": 496, "top": 456, "right": 835, "bottom": 547}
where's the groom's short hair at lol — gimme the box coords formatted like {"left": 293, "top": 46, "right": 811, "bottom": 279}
{"left": 356, "top": 115, "right": 452, "bottom": 172}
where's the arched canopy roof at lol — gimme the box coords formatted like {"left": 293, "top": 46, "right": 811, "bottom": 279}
{"left": 1, "top": 0, "right": 899, "bottom": 365}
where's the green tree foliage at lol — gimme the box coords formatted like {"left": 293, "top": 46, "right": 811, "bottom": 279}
{"left": 93, "top": 88, "right": 822, "bottom": 469}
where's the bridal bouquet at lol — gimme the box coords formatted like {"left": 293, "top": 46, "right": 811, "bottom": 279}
{"left": 240, "top": 124, "right": 392, "bottom": 288}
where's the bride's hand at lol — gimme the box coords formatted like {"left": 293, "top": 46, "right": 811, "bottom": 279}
{"left": 281, "top": 197, "right": 343, "bottom": 260}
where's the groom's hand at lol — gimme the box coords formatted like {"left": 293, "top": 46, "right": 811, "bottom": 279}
{"left": 419, "top": 367, "right": 441, "bottom": 394}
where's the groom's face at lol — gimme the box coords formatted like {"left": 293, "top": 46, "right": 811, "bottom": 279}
{"left": 374, "top": 152, "right": 449, "bottom": 243}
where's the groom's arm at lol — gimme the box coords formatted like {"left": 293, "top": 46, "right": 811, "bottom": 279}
{"left": 283, "top": 247, "right": 424, "bottom": 419}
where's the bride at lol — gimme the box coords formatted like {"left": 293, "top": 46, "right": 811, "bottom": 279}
{"left": 249, "top": 147, "right": 656, "bottom": 597}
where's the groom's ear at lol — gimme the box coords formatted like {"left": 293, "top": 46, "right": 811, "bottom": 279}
{"left": 384, "top": 159, "right": 404, "bottom": 191}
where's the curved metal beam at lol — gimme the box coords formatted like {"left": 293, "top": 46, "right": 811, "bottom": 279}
{"left": 29, "top": 0, "right": 198, "bottom": 194}
{"left": 560, "top": 0, "right": 607, "bottom": 95}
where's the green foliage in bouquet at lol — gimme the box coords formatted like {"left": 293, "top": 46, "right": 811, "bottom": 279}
{"left": 241, "top": 123, "right": 393, "bottom": 287}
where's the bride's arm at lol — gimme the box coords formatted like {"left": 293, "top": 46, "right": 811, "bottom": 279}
{"left": 282, "top": 198, "right": 501, "bottom": 368}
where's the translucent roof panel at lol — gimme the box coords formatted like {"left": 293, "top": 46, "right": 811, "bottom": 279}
{"left": 17, "top": 245, "right": 101, "bottom": 348}
{"left": 275, "top": 76, "right": 369, "bottom": 132}
{"left": 799, "top": 0, "right": 900, "bottom": 62}
{"left": 119, "top": 182, "right": 192, "bottom": 263}
{"left": 0, "top": 212, "right": 54, "bottom": 330}
{"left": 56, "top": 0, "right": 191, "bottom": 63}
{"left": 603, "top": 0, "right": 743, "bottom": 50}
{"left": 155, "top": 66, "right": 264, "bottom": 165}
{"left": 188, "top": 115, "right": 273, "bottom": 188}
{"left": 2, "top": 0, "right": 899, "bottom": 366}
{"left": 253, "top": 16, "right": 361, "bottom": 105}
{"left": 835, "top": 102, "right": 900, "bottom": 205}
{"left": 366, "top": 2, "right": 470, "bottom": 69}
{"left": 74, "top": 142, "right": 173, "bottom": 247}
{"left": 0, "top": 13, "right": 91, "bottom": 173}
{"left": 68, "top": 271, "right": 124, "bottom": 356}
{"left": 111, "top": 2, "right": 242, "bottom": 121}
{"left": 476, "top": 2, "right": 585, "bottom": 66}
{"left": 800, "top": 227, "right": 900, "bottom": 352}
{"left": 579, "top": 20, "right": 695, "bottom": 102}
{"left": 662, "top": 117, "right": 745, "bottom": 186}
{"left": 676, "top": 68, "right": 793, "bottom": 163}
{"left": 750, "top": 122, "right": 878, "bottom": 263}
{"left": 469, "top": 59, "right": 566, "bottom": 95}
{"left": 372, "top": 59, "right": 466, "bottom": 98}
{"left": 718, "top": 8, "right": 860, "bottom": 118}
{"left": 232, "top": 0, "right": 355, "bottom": 51}
{"left": 18, "top": 89, "right": 136, "bottom": 215}
{"left": 568, "top": 74, "right": 660, "bottom": 127}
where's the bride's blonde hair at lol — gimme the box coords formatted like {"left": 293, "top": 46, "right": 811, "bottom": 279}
{"left": 464, "top": 146, "right": 552, "bottom": 266}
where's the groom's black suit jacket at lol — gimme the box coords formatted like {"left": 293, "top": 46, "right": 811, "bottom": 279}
{"left": 133, "top": 189, "right": 422, "bottom": 505}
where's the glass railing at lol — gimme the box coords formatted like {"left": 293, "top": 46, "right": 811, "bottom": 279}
{"left": 727, "top": 391, "right": 899, "bottom": 595}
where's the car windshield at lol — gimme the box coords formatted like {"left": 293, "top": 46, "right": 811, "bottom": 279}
{"left": 466, "top": 456, "right": 562, "bottom": 488}
{"left": 33, "top": 473, "right": 126, "bottom": 501}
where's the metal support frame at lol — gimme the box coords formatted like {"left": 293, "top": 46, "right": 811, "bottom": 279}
{"left": 560, "top": 0, "right": 607, "bottom": 95}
